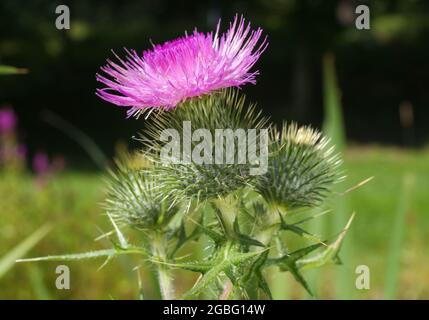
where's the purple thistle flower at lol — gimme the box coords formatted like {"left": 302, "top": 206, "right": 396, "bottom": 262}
{"left": 96, "top": 15, "right": 268, "bottom": 115}
{"left": 0, "top": 105, "right": 17, "bottom": 134}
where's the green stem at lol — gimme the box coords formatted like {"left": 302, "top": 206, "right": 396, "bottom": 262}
{"left": 258, "top": 205, "right": 285, "bottom": 300}
{"left": 151, "top": 233, "right": 174, "bottom": 300}
{"left": 256, "top": 205, "right": 281, "bottom": 246}
{"left": 212, "top": 198, "right": 236, "bottom": 237}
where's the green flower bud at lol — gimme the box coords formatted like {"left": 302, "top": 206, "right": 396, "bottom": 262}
{"left": 145, "top": 88, "right": 269, "bottom": 202}
{"left": 105, "top": 168, "right": 179, "bottom": 230}
{"left": 255, "top": 123, "right": 343, "bottom": 209}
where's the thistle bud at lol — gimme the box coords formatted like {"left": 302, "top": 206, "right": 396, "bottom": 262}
{"left": 255, "top": 123, "right": 343, "bottom": 209}
{"left": 145, "top": 89, "right": 269, "bottom": 202}
{"left": 105, "top": 169, "right": 179, "bottom": 230}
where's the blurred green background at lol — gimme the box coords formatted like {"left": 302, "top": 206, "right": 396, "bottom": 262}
{"left": 1, "top": 0, "right": 429, "bottom": 299}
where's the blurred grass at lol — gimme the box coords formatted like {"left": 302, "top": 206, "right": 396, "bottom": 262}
{"left": 0, "top": 224, "right": 50, "bottom": 279}
{"left": 1, "top": 146, "right": 429, "bottom": 299}
{"left": 345, "top": 147, "right": 429, "bottom": 299}
{"left": 321, "top": 52, "right": 353, "bottom": 299}
{"left": 0, "top": 172, "right": 144, "bottom": 299}
{"left": 383, "top": 174, "right": 414, "bottom": 299}
{"left": 0, "top": 65, "right": 28, "bottom": 75}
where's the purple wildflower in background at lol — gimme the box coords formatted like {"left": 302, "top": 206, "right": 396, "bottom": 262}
{"left": 17, "top": 144, "right": 27, "bottom": 159}
{"left": 32, "top": 151, "right": 50, "bottom": 176}
{"left": 0, "top": 106, "right": 17, "bottom": 134}
{"left": 96, "top": 15, "right": 268, "bottom": 115}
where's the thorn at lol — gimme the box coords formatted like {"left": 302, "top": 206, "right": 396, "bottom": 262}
{"left": 337, "top": 176, "right": 374, "bottom": 195}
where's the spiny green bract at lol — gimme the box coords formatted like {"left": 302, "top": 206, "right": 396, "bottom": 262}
{"left": 105, "top": 168, "right": 179, "bottom": 230}
{"left": 145, "top": 88, "right": 268, "bottom": 139}
{"left": 143, "top": 88, "right": 269, "bottom": 202}
{"left": 255, "top": 123, "right": 343, "bottom": 209}
{"left": 153, "top": 162, "right": 251, "bottom": 202}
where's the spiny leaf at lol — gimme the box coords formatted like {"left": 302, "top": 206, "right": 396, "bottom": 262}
{"left": 257, "top": 273, "right": 273, "bottom": 300}
{"left": 169, "top": 222, "right": 188, "bottom": 258}
{"left": 267, "top": 244, "right": 322, "bottom": 297}
{"left": 233, "top": 217, "right": 265, "bottom": 248}
{"left": 242, "top": 250, "right": 272, "bottom": 299}
{"left": 107, "top": 212, "right": 128, "bottom": 248}
{"left": 297, "top": 213, "right": 355, "bottom": 270}
{"left": 267, "top": 242, "right": 325, "bottom": 268}
{"left": 17, "top": 249, "right": 118, "bottom": 262}
{"left": 156, "top": 260, "right": 213, "bottom": 273}
{"left": 97, "top": 255, "right": 115, "bottom": 271}
{"left": 16, "top": 246, "right": 147, "bottom": 263}
{"left": 236, "top": 234, "right": 265, "bottom": 248}
{"left": 292, "top": 209, "right": 332, "bottom": 226}
{"left": 194, "top": 219, "right": 225, "bottom": 245}
{"left": 182, "top": 247, "right": 266, "bottom": 300}
{"left": 287, "top": 264, "right": 314, "bottom": 297}
{"left": 278, "top": 212, "right": 326, "bottom": 245}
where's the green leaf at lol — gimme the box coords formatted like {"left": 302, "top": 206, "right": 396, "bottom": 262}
{"left": 292, "top": 210, "right": 331, "bottom": 226}
{"left": 17, "top": 249, "right": 118, "bottom": 262}
{"left": 297, "top": 213, "right": 355, "bottom": 270}
{"left": 233, "top": 217, "right": 265, "bottom": 248}
{"left": 153, "top": 260, "right": 213, "bottom": 273}
{"left": 169, "top": 222, "right": 188, "bottom": 258}
{"left": 278, "top": 212, "right": 326, "bottom": 245}
{"left": 287, "top": 264, "right": 314, "bottom": 297}
{"left": 266, "top": 242, "right": 325, "bottom": 297}
{"left": 266, "top": 213, "right": 354, "bottom": 296}
{"left": 0, "top": 65, "right": 28, "bottom": 75}
{"left": 196, "top": 221, "right": 225, "bottom": 245}
{"left": 16, "top": 246, "right": 147, "bottom": 263}
{"left": 0, "top": 224, "right": 50, "bottom": 278}
{"left": 182, "top": 245, "right": 266, "bottom": 300}
{"left": 267, "top": 242, "right": 324, "bottom": 268}
{"left": 242, "top": 250, "right": 272, "bottom": 299}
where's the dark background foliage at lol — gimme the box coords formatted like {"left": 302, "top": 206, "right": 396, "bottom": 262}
{"left": 1, "top": 0, "right": 429, "bottom": 168}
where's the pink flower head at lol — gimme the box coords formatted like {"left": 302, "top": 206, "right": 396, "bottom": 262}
{"left": 0, "top": 105, "right": 17, "bottom": 134}
{"left": 96, "top": 15, "right": 268, "bottom": 115}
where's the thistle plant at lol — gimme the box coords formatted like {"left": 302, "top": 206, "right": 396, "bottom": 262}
{"left": 18, "top": 15, "right": 354, "bottom": 300}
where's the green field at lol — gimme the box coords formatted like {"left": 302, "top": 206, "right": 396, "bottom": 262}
{"left": 1, "top": 146, "right": 428, "bottom": 299}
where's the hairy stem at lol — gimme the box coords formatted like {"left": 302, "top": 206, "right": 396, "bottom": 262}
{"left": 151, "top": 233, "right": 174, "bottom": 300}
{"left": 256, "top": 206, "right": 281, "bottom": 246}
